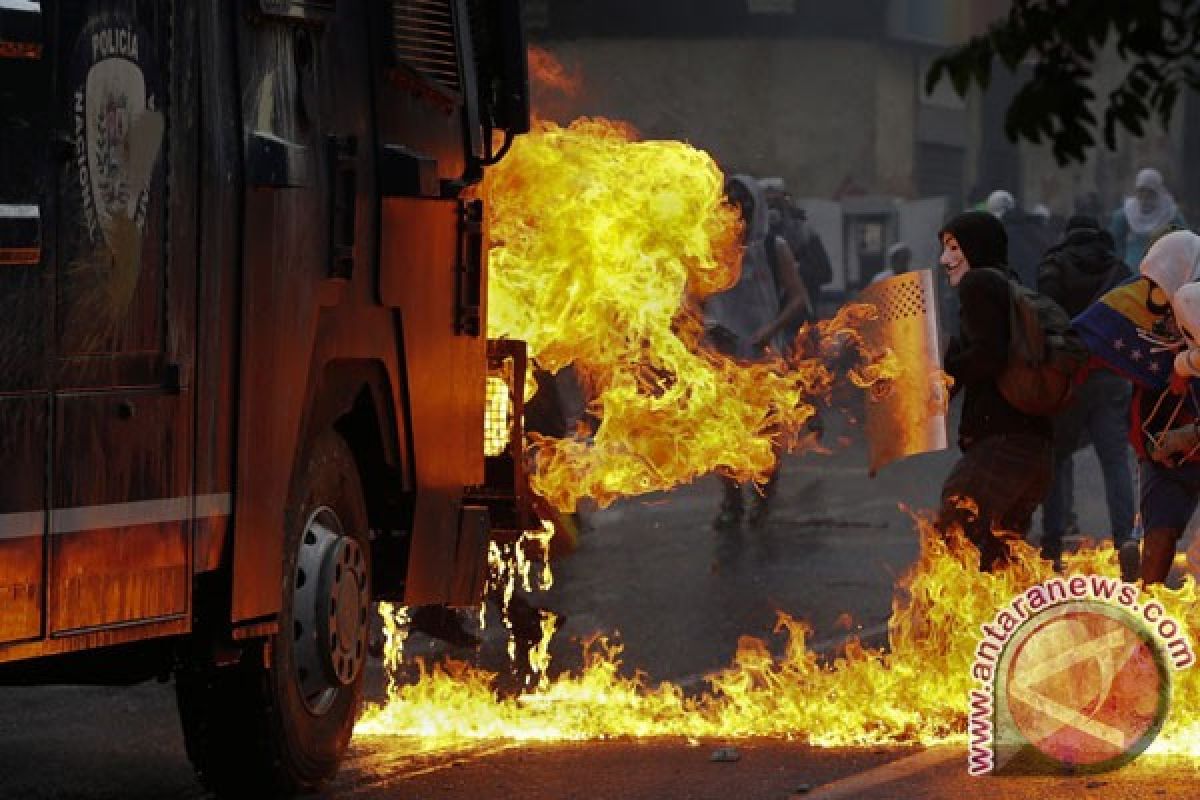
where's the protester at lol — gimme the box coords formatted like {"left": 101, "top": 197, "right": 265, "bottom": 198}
{"left": 936, "top": 211, "right": 1054, "bottom": 571}
{"left": 763, "top": 179, "right": 831, "bottom": 442}
{"left": 985, "top": 189, "right": 1055, "bottom": 289}
{"left": 869, "top": 242, "right": 912, "bottom": 285}
{"left": 1036, "top": 216, "right": 1136, "bottom": 578}
{"left": 1110, "top": 168, "right": 1187, "bottom": 267}
{"left": 985, "top": 190, "right": 1015, "bottom": 218}
{"left": 706, "top": 175, "right": 810, "bottom": 528}
{"left": 762, "top": 178, "right": 832, "bottom": 325}
{"left": 1072, "top": 230, "right": 1200, "bottom": 584}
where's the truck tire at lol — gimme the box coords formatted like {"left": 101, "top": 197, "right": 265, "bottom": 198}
{"left": 176, "top": 430, "right": 372, "bottom": 798}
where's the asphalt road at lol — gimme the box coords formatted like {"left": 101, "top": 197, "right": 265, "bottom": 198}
{"left": 1, "top": 406, "right": 1197, "bottom": 799}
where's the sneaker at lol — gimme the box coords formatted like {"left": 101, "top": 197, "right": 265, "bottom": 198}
{"left": 1040, "top": 541, "right": 1063, "bottom": 572}
{"left": 1118, "top": 540, "right": 1141, "bottom": 583}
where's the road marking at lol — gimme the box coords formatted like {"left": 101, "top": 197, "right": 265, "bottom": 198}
{"left": 796, "top": 745, "right": 959, "bottom": 799}
{"left": 341, "top": 742, "right": 516, "bottom": 794}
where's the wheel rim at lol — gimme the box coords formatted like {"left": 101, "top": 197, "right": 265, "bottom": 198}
{"left": 291, "top": 506, "right": 370, "bottom": 716}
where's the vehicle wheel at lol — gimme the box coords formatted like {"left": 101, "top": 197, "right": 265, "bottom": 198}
{"left": 176, "top": 431, "right": 372, "bottom": 798}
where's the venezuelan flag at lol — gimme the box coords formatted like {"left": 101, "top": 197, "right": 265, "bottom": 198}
{"left": 1072, "top": 277, "right": 1180, "bottom": 391}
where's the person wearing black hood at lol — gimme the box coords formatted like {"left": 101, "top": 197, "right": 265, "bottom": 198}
{"left": 937, "top": 210, "right": 1054, "bottom": 571}
{"left": 1037, "top": 216, "right": 1137, "bottom": 578}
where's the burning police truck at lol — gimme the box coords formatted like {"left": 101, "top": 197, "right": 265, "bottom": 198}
{"left": 0, "top": 1, "right": 533, "bottom": 795}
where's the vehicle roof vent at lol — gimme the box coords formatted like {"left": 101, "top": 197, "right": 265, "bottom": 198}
{"left": 391, "top": 0, "right": 460, "bottom": 96}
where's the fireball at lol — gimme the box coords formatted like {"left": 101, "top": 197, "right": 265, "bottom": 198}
{"left": 482, "top": 118, "right": 889, "bottom": 511}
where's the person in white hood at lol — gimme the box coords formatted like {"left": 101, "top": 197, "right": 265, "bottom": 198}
{"left": 1173, "top": 283, "right": 1200, "bottom": 380}
{"left": 1114, "top": 231, "right": 1200, "bottom": 583}
{"left": 1110, "top": 168, "right": 1187, "bottom": 267}
{"left": 1139, "top": 229, "right": 1200, "bottom": 305}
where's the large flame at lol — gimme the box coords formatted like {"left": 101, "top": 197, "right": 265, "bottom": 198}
{"left": 356, "top": 57, "right": 1200, "bottom": 761}
{"left": 358, "top": 521, "right": 1200, "bottom": 752}
{"left": 482, "top": 118, "right": 889, "bottom": 512}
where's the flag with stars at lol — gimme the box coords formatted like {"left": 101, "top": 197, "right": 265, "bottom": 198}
{"left": 1072, "top": 277, "right": 1181, "bottom": 391}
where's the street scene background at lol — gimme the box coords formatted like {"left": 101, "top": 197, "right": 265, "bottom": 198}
{"left": 7, "top": 1, "right": 1200, "bottom": 797}
{"left": 5, "top": 406, "right": 1195, "bottom": 798}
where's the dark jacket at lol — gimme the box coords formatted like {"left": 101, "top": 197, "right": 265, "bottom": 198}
{"left": 1003, "top": 210, "right": 1058, "bottom": 289}
{"left": 939, "top": 211, "right": 1052, "bottom": 448}
{"left": 774, "top": 212, "right": 831, "bottom": 307}
{"left": 945, "top": 269, "right": 1053, "bottom": 448}
{"left": 1037, "top": 228, "right": 1131, "bottom": 318}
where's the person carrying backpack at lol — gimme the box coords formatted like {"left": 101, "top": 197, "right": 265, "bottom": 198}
{"left": 786, "top": 205, "right": 832, "bottom": 321}
{"left": 936, "top": 210, "right": 1055, "bottom": 572}
{"left": 761, "top": 180, "right": 831, "bottom": 326}
{"left": 705, "top": 175, "right": 811, "bottom": 528}
{"left": 1036, "top": 216, "right": 1138, "bottom": 577}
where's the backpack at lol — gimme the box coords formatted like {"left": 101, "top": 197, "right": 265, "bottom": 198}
{"left": 793, "top": 218, "right": 833, "bottom": 288}
{"left": 997, "top": 277, "right": 1090, "bottom": 416}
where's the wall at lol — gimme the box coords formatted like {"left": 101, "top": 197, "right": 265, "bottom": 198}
{"left": 533, "top": 37, "right": 925, "bottom": 200}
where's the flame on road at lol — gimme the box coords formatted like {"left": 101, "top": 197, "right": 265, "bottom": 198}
{"left": 357, "top": 521, "right": 1200, "bottom": 751}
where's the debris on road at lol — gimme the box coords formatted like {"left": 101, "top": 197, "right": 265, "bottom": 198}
{"left": 710, "top": 746, "right": 741, "bottom": 762}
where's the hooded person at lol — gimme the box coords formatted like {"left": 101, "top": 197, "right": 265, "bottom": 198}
{"left": 1174, "top": 282, "right": 1200, "bottom": 379}
{"left": 1139, "top": 229, "right": 1200, "bottom": 301}
{"left": 1070, "top": 229, "right": 1200, "bottom": 583}
{"left": 1036, "top": 216, "right": 1136, "bottom": 577}
{"left": 1038, "top": 216, "right": 1130, "bottom": 316}
{"left": 1111, "top": 168, "right": 1187, "bottom": 268}
{"left": 704, "top": 175, "right": 809, "bottom": 359}
{"left": 986, "top": 190, "right": 1015, "bottom": 219}
{"left": 705, "top": 174, "right": 810, "bottom": 528}
{"left": 935, "top": 210, "right": 1054, "bottom": 572}
{"left": 1129, "top": 244, "right": 1200, "bottom": 583}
